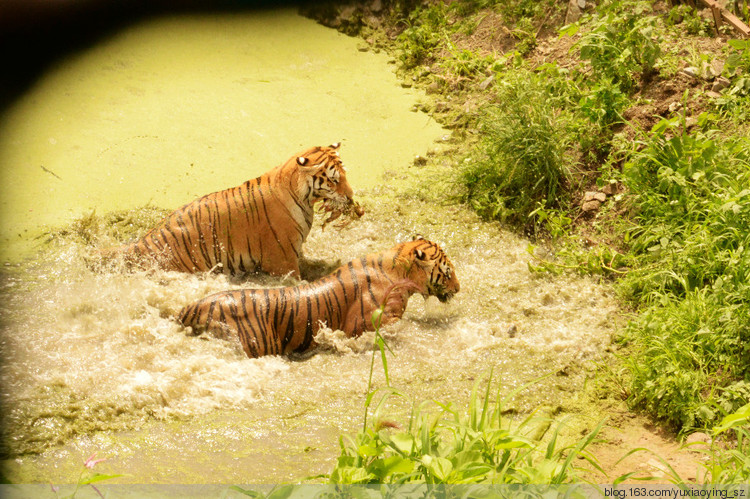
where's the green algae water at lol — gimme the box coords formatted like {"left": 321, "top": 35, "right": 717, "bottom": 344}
{"left": 0, "top": 9, "right": 620, "bottom": 485}
{"left": 0, "top": 8, "right": 441, "bottom": 262}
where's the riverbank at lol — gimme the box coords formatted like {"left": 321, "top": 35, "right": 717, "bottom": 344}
{"left": 302, "top": 0, "right": 750, "bottom": 483}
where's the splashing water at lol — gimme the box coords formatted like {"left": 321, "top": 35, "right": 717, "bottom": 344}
{"left": 0, "top": 191, "right": 620, "bottom": 483}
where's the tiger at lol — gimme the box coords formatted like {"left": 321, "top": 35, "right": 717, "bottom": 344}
{"left": 106, "top": 143, "right": 362, "bottom": 279}
{"left": 177, "top": 238, "right": 459, "bottom": 358}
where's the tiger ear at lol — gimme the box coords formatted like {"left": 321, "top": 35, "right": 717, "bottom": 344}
{"left": 415, "top": 248, "right": 426, "bottom": 260}
{"left": 297, "top": 156, "right": 308, "bottom": 166}
{"left": 329, "top": 142, "right": 341, "bottom": 150}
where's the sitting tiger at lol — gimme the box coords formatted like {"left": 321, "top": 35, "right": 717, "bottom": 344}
{"left": 177, "top": 238, "right": 459, "bottom": 358}
{"left": 104, "top": 143, "right": 362, "bottom": 278}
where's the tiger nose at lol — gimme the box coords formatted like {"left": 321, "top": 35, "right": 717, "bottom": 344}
{"left": 341, "top": 180, "right": 354, "bottom": 199}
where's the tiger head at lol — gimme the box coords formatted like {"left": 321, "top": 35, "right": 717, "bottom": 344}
{"left": 296, "top": 143, "right": 355, "bottom": 211}
{"left": 397, "top": 238, "right": 460, "bottom": 303}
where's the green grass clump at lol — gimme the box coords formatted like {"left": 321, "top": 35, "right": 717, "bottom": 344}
{"left": 329, "top": 375, "right": 603, "bottom": 484}
{"left": 701, "top": 404, "right": 750, "bottom": 483}
{"left": 457, "top": 72, "right": 571, "bottom": 230}
{"left": 617, "top": 116, "right": 750, "bottom": 430}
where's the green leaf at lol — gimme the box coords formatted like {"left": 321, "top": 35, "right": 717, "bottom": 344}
{"left": 266, "top": 484, "right": 297, "bottom": 499}
{"left": 714, "top": 403, "right": 750, "bottom": 434}
{"left": 389, "top": 433, "right": 415, "bottom": 455}
{"left": 422, "top": 455, "right": 453, "bottom": 482}
{"left": 228, "top": 485, "right": 265, "bottom": 497}
{"left": 358, "top": 443, "right": 379, "bottom": 457}
{"left": 79, "top": 472, "right": 124, "bottom": 485}
{"left": 372, "top": 456, "right": 415, "bottom": 479}
{"left": 559, "top": 23, "right": 580, "bottom": 37}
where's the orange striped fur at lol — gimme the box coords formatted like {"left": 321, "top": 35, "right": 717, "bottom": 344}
{"left": 177, "top": 238, "right": 459, "bottom": 358}
{"left": 112, "top": 143, "right": 357, "bottom": 278}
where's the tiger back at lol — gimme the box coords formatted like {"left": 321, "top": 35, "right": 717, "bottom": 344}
{"left": 177, "top": 238, "right": 460, "bottom": 358}
{"left": 112, "top": 143, "right": 359, "bottom": 278}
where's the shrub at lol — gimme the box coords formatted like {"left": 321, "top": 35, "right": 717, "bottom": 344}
{"left": 397, "top": 4, "right": 449, "bottom": 69}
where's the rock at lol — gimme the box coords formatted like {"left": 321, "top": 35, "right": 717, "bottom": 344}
{"left": 601, "top": 183, "right": 617, "bottom": 196}
{"left": 338, "top": 5, "right": 356, "bottom": 23}
{"left": 434, "top": 102, "right": 451, "bottom": 113}
{"left": 582, "top": 200, "right": 602, "bottom": 212}
{"left": 685, "top": 432, "right": 712, "bottom": 447}
{"left": 642, "top": 458, "right": 668, "bottom": 477}
{"left": 668, "top": 101, "right": 681, "bottom": 113}
{"left": 400, "top": 79, "right": 413, "bottom": 88}
{"left": 710, "top": 59, "right": 725, "bottom": 78}
{"left": 583, "top": 191, "right": 606, "bottom": 203}
{"left": 413, "top": 155, "right": 427, "bottom": 166}
{"left": 566, "top": 0, "right": 583, "bottom": 24}
{"left": 479, "top": 75, "right": 495, "bottom": 91}
{"left": 426, "top": 81, "right": 441, "bottom": 94}
{"left": 712, "top": 76, "right": 731, "bottom": 92}
{"left": 682, "top": 66, "right": 700, "bottom": 78}
{"left": 706, "top": 90, "right": 722, "bottom": 99}
{"left": 685, "top": 116, "right": 698, "bottom": 128}
{"left": 370, "top": 0, "right": 382, "bottom": 13}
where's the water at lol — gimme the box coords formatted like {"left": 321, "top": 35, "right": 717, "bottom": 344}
{"left": 1, "top": 193, "right": 620, "bottom": 483}
{"left": 0, "top": 8, "right": 441, "bottom": 262}
{"left": 0, "top": 9, "right": 620, "bottom": 485}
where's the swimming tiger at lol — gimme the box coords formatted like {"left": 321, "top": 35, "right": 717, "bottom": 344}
{"left": 106, "top": 143, "right": 362, "bottom": 278}
{"left": 177, "top": 238, "right": 459, "bottom": 358}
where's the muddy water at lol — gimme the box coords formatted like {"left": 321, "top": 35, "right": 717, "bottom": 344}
{"left": 0, "top": 8, "right": 441, "bottom": 262}
{"left": 0, "top": 9, "right": 620, "bottom": 486}
{"left": 1, "top": 190, "right": 620, "bottom": 483}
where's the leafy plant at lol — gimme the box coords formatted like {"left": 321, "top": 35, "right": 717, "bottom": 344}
{"left": 616, "top": 116, "right": 750, "bottom": 430}
{"left": 512, "top": 17, "right": 537, "bottom": 56}
{"left": 329, "top": 373, "right": 605, "bottom": 484}
{"left": 676, "top": 404, "right": 750, "bottom": 484}
{"left": 666, "top": 5, "right": 711, "bottom": 36}
{"left": 397, "top": 4, "right": 449, "bottom": 69}
{"left": 574, "top": 2, "right": 662, "bottom": 92}
{"left": 51, "top": 452, "right": 122, "bottom": 498}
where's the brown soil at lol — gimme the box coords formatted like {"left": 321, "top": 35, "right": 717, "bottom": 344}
{"left": 584, "top": 404, "right": 707, "bottom": 483}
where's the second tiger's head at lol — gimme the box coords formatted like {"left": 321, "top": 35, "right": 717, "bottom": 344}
{"left": 398, "top": 238, "right": 460, "bottom": 303}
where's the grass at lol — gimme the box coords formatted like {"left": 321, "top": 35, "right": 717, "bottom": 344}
{"left": 456, "top": 71, "right": 571, "bottom": 231}
{"left": 615, "top": 115, "right": 750, "bottom": 431}
{"left": 329, "top": 375, "right": 605, "bottom": 485}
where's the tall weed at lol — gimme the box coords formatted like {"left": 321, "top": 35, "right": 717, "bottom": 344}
{"left": 457, "top": 72, "right": 571, "bottom": 230}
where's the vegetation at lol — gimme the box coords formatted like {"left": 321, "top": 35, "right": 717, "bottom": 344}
{"left": 313, "top": 0, "right": 750, "bottom": 482}
{"left": 328, "top": 287, "right": 605, "bottom": 485}
{"left": 458, "top": 71, "right": 570, "bottom": 229}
